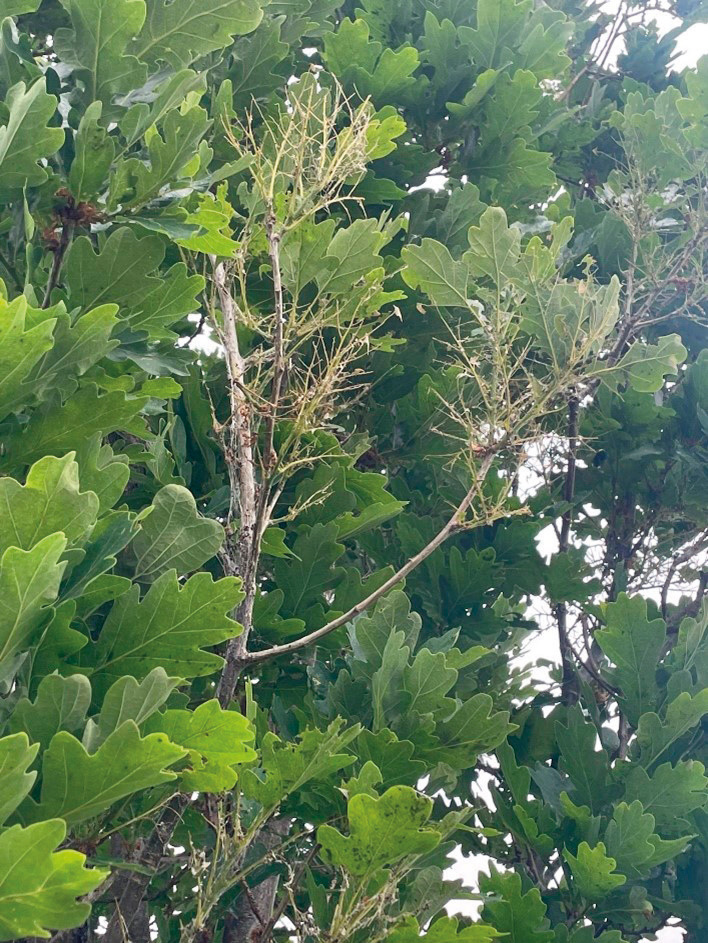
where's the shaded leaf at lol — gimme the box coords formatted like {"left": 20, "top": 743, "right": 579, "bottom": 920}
{"left": 132, "top": 484, "right": 224, "bottom": 580}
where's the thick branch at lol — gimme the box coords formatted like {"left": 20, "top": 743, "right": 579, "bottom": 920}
{"left": 102, "top": 795, "right": 188, "bottom": 943}
{"left": 212, "top": 259, "right": 259, "bottom": 707}
{"left": 246, "top": 451, "right": 496, "bottom": 666}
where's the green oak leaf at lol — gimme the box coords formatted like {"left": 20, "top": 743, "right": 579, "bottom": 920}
{"left": 9, "top": 674, "right": 91, "bottom": 753}
{"left": 74, "top": 434, "right": 129, "bottom": 511}
{"left": 447, "top": 68, "right": 500, "bottom": 122}
{"left": 112, "top": 105, "right": 210, "bottom": 211}
{"left": 0, "top": 732, "right": 38, "bottom": 826}
{"left": 356, "top": 728, "right": 427, "bottom": 789}
{"left": 460, "top": 0, "right": 533, "bottom": 69}
{"left": 65, "top": 227, "right": 165, "bottom": 311}
{"left": 318, "top": 218, "right": 390, "bottom": 296}
{"left": 388, "top": 915, "right": 501, "bottom": 941}
{"left": 132, "top": 484, "right": 225, "bottom": 580}
{"left": 68, "top": 101, "right": 115, "bottom": 201}
{"left": 0, "top": 820, "right": 108, "bottom": 940}
{"left": 431, "top": 184, "right": 487, "bottom": 254}
{"left": 227, "top": 18, "right": 288, "bottom": 109}
{"left": 281, "top": 219, "right": 337, "bottom": 297}
{"left": 0, "top": 1, "right": 42, "bottom": 13}
{"left": 144, "top": 698, "right": 256, "bottom": 792}
{"left": 272, "top": 522, "right": 345, "bottom": 621}
{"left": 564, "top": 841, "right": 626, "bottom": 900}
{"left": 595, "top": 333, "right": 687, "bottom": 393}
{"left": 0, "top": 296, "right": 56, "bottom": 420}
{"left": 28, "top": 601, "right": 88, "bottom": 690}
{"left": 24, "top": 721, "right": 186, "bottom": 825}
{"left": 175, "top": 187, "right": 239, "bottom": 258}
{"left": 400, "top": 647, "right": 457, "bottom": 718}
{"left": 0, "top": 534, "right": 66, "bottom": 673}
{"left": 82, "top": 570, "right": 243, "bottom": 699}
{"left": 82, "top": 667, "right": 179, "bottom": 751}
{"left": 622, "top": 760, "right": 707, "bottom": 835}
{"left": 128, "top": 262, "right": 205, "bottom": 340}
{"left": 38, "top": 304, "right": 119, "bottom": 387}
{"left": 402, "top": 238, "right": 470, "bottom": 308}
{"left": 241, "top": 719, "right": 358, "bottom": 810}
{"left": 0, "top": 78, "right": 64, "bottom": 197}
{"left": 318, "top": 785, "right": 440, "bottom": 879}
{"left": 555, "top": 706, "right": 610, "bottom": 812}
{"left": 55, "top": 0, "right": 148, "bottom": 109}
{"left": 468, "top": 138, "right": 555, "bottom": 202}
{"left": 0, "top": 452, "right": 99, "bottom": 557}
{"left": 351, "top": 591, "right": 421, "bottom": 674}
{"left": 482, "top": 70, "right": 542, "bottom": 144}
{"left": 430, "top": 693, "right": 514, "bottom": 768}
{"left": 636, "top": 689, "right": 708, "bottom": 769}
{"left": 544, "top": 549, "right": 601, "bottom": 605}
{"left": 604, "top": 800, "right": 692, "bottom": 878}
{"left": 341, "top": 760, "right": 382, "bottom": 799}
{"left": 371, "top": 621, "right": 410, "bottom": 731}
{"left": 595, "top": 593, "right": 666, "bottom": 726}
{"left": 0, "top": 386, "right": 148, "bottom": 470}
{"left": 465, "top": 207, "right": 521, "bottom": 284}
{"left": 323, "top": 18, "right": 419, "bottom": 104}
{"left": 480, "top": 866, "right": 554, "bottom": 943}
{"left": 131, "top": 0, "right": 263, "bottom": 69}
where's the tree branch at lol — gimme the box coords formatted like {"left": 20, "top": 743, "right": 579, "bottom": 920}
{"left": 246, "top": 451, "right": 496, "bottom": 666}
{"left": 556, "top": 395, "right": 581, "bottom": 706}
{"left": 211, "top": 259, "right": 260, "bottom": 708}
{"left": 42, "top": 219, "right": 75, "bottom": 309}
{"left": 102, "top": 795, "right": 188, "bottom": 943}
